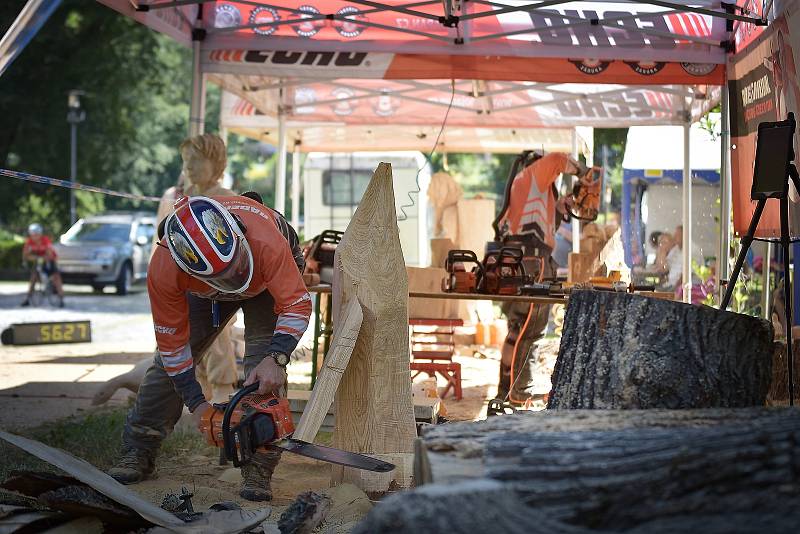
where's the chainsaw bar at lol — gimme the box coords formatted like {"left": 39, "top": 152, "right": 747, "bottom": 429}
{"left": 270, "top": 438, "right": 395, "bottom": 473}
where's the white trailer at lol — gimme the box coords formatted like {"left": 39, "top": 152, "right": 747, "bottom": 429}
{"left": 303, "top": 152, "right": 430, "bottom": 266}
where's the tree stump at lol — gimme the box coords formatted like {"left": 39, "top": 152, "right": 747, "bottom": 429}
{"left": 331, "top": 162, "right": 417, "bottom": 493}
{"left": 768, "top": 341, "right": 800, "bottom": 403}
{"left": 354, "top": 409, "right": 800, "bottom": 533}
{"left": 548, "top": 290, "right": 774, "bottom": 409}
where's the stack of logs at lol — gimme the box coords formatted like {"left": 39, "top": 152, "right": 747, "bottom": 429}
{"left": 354, "top": 289, "right": 798, "bottom": 532}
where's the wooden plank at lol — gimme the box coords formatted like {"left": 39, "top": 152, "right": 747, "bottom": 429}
{"left": 331, "top": 162, "right": 417, "bottom": 493}
{"left": 293, "top": 298, "right": 363, "bottom": 443}
{"left": 0, "top": 430, "right": 270, "bottom": 533}
{"left": 308, "top": 285, "right": 565, "bottom": 305}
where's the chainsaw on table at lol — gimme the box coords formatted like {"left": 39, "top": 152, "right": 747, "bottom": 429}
{"left": 442, "top": 249, "right": 483, "bottom": 293}
{"left": 200, "top": 383, "right": 394, "bottom": 472}
{"left": 479, "top": 246, "right": 529, "bottom": 295}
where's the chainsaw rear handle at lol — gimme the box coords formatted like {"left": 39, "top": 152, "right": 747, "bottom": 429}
{"left": 445, "top": 250, "right": 482, "bottom": 273}
{"left": 222, "top": 383, "right": 260, "bottom": 463}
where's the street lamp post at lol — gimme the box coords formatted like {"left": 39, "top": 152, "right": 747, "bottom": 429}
{"left": 67, "top": 90, "right": 86, "bottom": 225}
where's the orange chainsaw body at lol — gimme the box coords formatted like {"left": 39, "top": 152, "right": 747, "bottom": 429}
{"left": 200, "top": 394, "right": 294, "bottom": 451}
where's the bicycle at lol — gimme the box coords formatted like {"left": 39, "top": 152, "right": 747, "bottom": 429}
{"left": 29, "top": 258, "right": 61, "bottom": 307}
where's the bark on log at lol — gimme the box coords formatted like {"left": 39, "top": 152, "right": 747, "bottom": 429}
{"left": 354, "top": 409, "right": 800, "bottom": 533}
{"left": 548, "top": 290, "right": 775, "bottom": 409}
{"left": 768, "top": 341, "right": 800, "bottom": 403}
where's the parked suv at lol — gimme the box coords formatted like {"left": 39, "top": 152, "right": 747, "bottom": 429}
{"left": 55, "top": 212, "right": 157, "bottom": 295}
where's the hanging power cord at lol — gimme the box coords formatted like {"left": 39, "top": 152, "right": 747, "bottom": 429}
{"left": 397, "top": 79, "right": 457, "bottom": 221}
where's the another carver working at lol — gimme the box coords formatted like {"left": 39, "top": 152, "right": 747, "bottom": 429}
{"left": 493, "top": 151, "right": 600, "bottom": 404}
{"left": 108, "top": 193, "right": 310, "bottom": 503}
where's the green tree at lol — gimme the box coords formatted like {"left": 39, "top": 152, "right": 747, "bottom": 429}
{"left": 0, "top": 1, "right": 199, "bottom": 236}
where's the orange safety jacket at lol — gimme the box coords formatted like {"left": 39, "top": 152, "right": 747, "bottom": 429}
{"left": 496, "top": 153, "right": 573, "bottom": 250}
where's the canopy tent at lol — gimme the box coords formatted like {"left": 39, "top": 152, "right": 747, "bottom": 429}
{"left": 621, "top": 120, "right": 721, "bottom": 267}
{"left": 5, "top": 0, "right": 777, "bottom": 302}
{"left": 219, "top": 85, "right": 593, "bottom": 153}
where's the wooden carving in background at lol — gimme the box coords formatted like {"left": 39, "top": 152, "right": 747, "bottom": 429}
{"left": 331, "top": 162, "right": 417, "bottom": 492}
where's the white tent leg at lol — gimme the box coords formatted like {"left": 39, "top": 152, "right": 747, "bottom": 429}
{"left": 762, "top": 242, "right": 772, "bottom": 320}
{"left": 188, "top": 35, "right": 206, "bottom": 136}
{"left": 682, "top": 121, "right": 692, "bottom": 304}
{"left": 275, "top": 110, "right": 287, "bottom": 214}
{"left": 291, "top": 141, "right": 301, "bottom": 230}
{"left": 571, "top": 128, "right": 581, "bottom": 254}
{"left": 718, "top": 86, "right": 732, "bottom": 303}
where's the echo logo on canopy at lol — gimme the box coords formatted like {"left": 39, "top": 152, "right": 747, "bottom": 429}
{"left": 241, "top": 51, "right": 369, "bottom": 67}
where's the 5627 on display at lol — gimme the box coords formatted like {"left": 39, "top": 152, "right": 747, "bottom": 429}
{"left": 1, "top": 321, "right": 91, "bottom": 346}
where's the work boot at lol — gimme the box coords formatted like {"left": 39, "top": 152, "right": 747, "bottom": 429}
{"left": 108, "top": 447, "right": 155, "bottom": 484}
{"left": 239, "top": 453, "right": 279, "bottom": 502}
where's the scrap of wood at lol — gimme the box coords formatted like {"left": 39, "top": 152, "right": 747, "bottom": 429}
{"left": 293, "top": 298, "right": 363, "bottom": 443}
{"left": 0, "top": 430, "right": 269, "bottom": 534}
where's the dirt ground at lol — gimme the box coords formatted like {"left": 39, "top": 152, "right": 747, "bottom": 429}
{"left": 0, "top": 280, "right": 562, "bottom": 530}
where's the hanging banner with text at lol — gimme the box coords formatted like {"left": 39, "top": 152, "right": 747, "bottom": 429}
{"left": 729, "top": 0, "right": 800, "bottom": 237}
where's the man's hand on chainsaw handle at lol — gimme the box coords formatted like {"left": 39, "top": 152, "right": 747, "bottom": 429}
{"left": 244, "top": 356, "right": 287, "bottom": 395}
{"left": 191, "top": 401, "right": 212, "bottom": 433}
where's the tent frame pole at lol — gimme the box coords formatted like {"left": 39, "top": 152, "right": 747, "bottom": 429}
{"left": 571, "top": 128, "right": 581, "bottom": 254}
{"left": 718, "top": 85, "right": 732, "bottom": 304}
{"left": 682, "top": 117, "right": 692, "bottom": 304}
{"left": 188, "top": 7, "right": 205, "bottom": 137}
{"left": 276, "top": 92, "right": 287, "bottom": 214}
{"left": 291, "top": 140, "right": 301, "bottom": 230}
{"left": 762, "top": 242, "right": 772, "bottom": 320}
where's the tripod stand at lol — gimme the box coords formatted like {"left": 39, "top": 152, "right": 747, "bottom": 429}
{"left": 720, "top": 118, "right": 798, "bottom": 406}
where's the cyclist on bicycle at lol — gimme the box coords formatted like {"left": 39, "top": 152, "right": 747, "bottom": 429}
{"left": 21, "top": 223, "right": 65, "bottom": 307}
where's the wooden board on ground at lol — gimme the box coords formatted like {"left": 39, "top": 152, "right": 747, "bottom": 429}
{"left": 293, "top": 298, "right": 363, "bottom": 442}
{"left": 331, "top": 162, "right": 417, "bottom": 493}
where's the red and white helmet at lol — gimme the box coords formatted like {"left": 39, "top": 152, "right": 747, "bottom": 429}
{"left": 164, "top": 196, "right": 253, "bottom": 294}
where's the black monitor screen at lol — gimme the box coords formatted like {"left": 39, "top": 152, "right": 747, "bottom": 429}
{"left": 752, "top": 123, "right": 794, "bottom": 198}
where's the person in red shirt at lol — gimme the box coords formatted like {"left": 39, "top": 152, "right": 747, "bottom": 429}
{"left": 108, "top": 193, "right": 310, "bottom": 502}
{"left": 21, "top": 223, "right": 64, "bottom": 307}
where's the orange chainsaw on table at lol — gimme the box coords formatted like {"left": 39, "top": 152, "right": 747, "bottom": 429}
{"left": 200, "top": 383, "right": 394, "bottom": 472}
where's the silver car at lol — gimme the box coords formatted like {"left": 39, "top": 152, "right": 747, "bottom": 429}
{"left": 55, "top": 212, "right": 157, "bottom": 295}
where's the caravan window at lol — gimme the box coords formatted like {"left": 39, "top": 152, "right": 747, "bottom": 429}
{"left": 322, "top": 170, "right": 372, "bottom": 206}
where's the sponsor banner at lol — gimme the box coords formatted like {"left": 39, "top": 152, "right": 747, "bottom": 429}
{"left": 385, "top": 55, "right": 725, "bottom": 84}
{"left": 203, "top": 49, "right": 394, "bottom": 78}
{"left": 203, "top": 49, "right": 724, "bottom": 85}
{"left": 199, "top": 1, "right": 727, "bottom": 63}
{"left": 729, "top": 2, "right": 800, "bottom": 236}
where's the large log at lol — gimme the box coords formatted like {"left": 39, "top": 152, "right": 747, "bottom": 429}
{"left": 355, "top": 409, "right": 800, "bottom": 533}
{"left": 548, "top": 290, "right": 774, "bottom": 409}
{"left": 331, "top": 162, "right": 417, "bottom": 493}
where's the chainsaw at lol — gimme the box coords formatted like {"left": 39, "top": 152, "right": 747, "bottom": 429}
{"left": 200, "top": 384, "right": 395, "bottom": 472}
{"left": 442, "top": 249, "right": 483, "bottom": 293}
{"left": 479, "top": 247, "right": 528, "bottom": 295}
{"left": 567, "top": 167, "right": 603, "bottom": 222}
